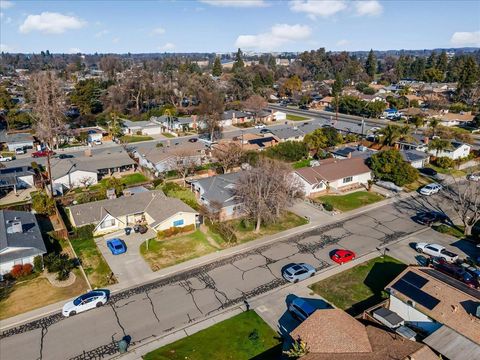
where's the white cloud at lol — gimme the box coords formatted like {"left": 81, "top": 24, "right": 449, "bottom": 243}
{"left": 112, "top": 37, "right": 120, "bottom": 44}
{"left": 68, "top": 47, "right": 81, "bottom": 54}
{"left": 151, "top": 27, "right": 166, "bottom": 35}
{"left": 0, "top": 43, "right": 12, "bottom": 52}
{"left": 235, "top": 23, "right": 311, "bottom": 50}
{"left": 355, "top": 0, "right": 383, "bottom": 16}
{"left": 0, "top": 1, "right": 14, "bottom": 10}
{"left": 289, "top": 0, "right": 347, "bottom": 19}
{"left": 19, "top": 12, "right": 86, "bottom": 34}
{"left": 200, "top": 0, "right": 267, "bottom": 7}
{"left": 95, "top": 29, "right": 109, "bottom": 38}
{"left": 450, "top": 31, "right": 480, "bottom": 46}
{"left": 336, "top": 39, "right": 349, "bottom": 46}
{"left": 0, "top": 12, "right": 3, "bottom": 18}
{"left": 159, "top": 42, "right": 175, "bottom": 51}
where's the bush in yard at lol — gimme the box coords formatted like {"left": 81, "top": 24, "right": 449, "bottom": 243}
{"left": 32, "top": 191, "right": 56, "bottom": 215}
{"left": 44, "top": 253, "right": 76, "bottom": 280}
{"left": 10, "top": 264, "right": 33, "bottom": 278}
{"left": 367, "top": 150, "right": 418, "bottom": 186}
{"left": 433, "top": 156, "right": 454, "bottom": 169}
{"left": 265, "top": 141, "right": 308, "bottom": 162}
{"left": 33, "top": 255, "right": 43, "bottom": 273}
{"left": 157, "top": 224, "right": 195, "bottom": 239}
{"left": 209, "top": 221, "right": 237, "bottom": 243}
{"left": 323, "top": 202, "right": 334, "bottom": 211}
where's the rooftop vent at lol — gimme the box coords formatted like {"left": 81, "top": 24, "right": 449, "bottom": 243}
{"left": 7, "top": 220, "right": 23, "bottom": 234}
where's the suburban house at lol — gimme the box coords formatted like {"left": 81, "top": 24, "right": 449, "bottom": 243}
{"left": 0, "top": 131, "right": 35, "bottom": 151}
{"left": 315, "top": 96, "right": 334, "bottom": 109}
{"left": 134, "top": 141, "right": 209, "bottom": 174}
{"left": 0, "top": 210, "right": 47, "bottom": 275}
{"left": 401, "top": 94, "right": 424, "bottom": 106}
{"left": 122, "top": 119, "right": 162, "bottom": 136}
{"left": 255, "top": 109, "right": 287, "bottom": 123}
{"left": 427, "top": 140, "right": 471, "bottom": 160}
{"left": 191, "top": 172, "right": 243, "bottom": 220}
{"left": 0, "top": 166, "right": 36, "bottom": 194}
{"left": 218, "top": 133, "right": 279, "bottom": 152}
{"left": 331, "top": 145, "right": 377, "bottom": 160}
{"left": 153, "top": 115, "right": 198, "bottom": 132}
{"left": 293, "top": 158, "right": 372, "bottom": 196}
{"left": 289, "top": 308, "right": 437, "bottom": 360}
{"left": 269, "top": 126, "right": 305, "bottom": 142}
{"left": 395, "top": 134, "right": 429, "bottom": 152}
{"left": 430, "top": 111, "right": 475, "bottom": 127}
{"left": 385, "top": 267, "right": 480, "bottom": 360}
{"left": 68, "top": 190, "right": 199, "bottom": 235}
{"left": 400, "top": 149, "right": 430, "bottom": 168}
{"left": 220, "top": 110, "right": 253, "bottom": 127}
{"left": 50, "top": 149, "right": 136, "bottom": 192}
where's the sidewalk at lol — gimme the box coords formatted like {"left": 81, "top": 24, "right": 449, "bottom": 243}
{"left": 0, "top": 191, "right": 415, "bottom": 331}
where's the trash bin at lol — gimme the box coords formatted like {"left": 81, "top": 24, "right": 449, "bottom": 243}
{"left": 118, "top": 339, "right": 128, "bottom": 353}
{"left": 125, "top": 227, "right": 132, "bottom": 236}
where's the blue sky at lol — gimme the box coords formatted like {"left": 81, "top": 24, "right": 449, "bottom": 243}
{"left": 1, "top": 0, "right": 479, "bottom": 54}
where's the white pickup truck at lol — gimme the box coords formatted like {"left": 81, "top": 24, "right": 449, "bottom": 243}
{"left": 0, "top": 154, "right": 13, "bottom": 162}
{"left": 415, "top": 243, "right": 459, "bottom": 263}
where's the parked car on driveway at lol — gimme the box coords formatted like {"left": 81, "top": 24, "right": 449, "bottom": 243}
{"left": 414, "top": 211, "right": 447, "bottom": 226}
{"left": 133, "top": 224, "right": 148, "bottom": 234}
{"left": 106, "top": 238, "right": 127, "bottom": 255}
{"left": 62, "top": 290, "right": 109, "bottom": 317}
{"left": 330, "top": 249, "right": 356, "bottom": 264}
{"left": 467, "top": 173, "right": 480, "bottom": 182}
{"left": 282, "top": 263, "right": 316, "bottom": 283}
{"left": 415, "top": 243, "right": 458, "bottom": 263}
{"left": 32, "top": 150, "right": 55, "bottom": 158}
{"left": 419, "top": 183, "right": 442, "bottom": 196}
{"left": 15, "top": 147, "right": 26, "bottom": 155}
{"left": 419, "top": 168, "right": 438, "bottom": 177}
{"left": 288, "top": 298, "right": 316, "bottom": 322}
{"left": 93, "top": 139, "right": 102, "bottom": 145}
{"left": 0, "top": 154, "right": 13, "bottom": 162}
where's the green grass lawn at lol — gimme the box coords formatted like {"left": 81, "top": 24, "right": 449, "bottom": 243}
{"left": 118, "top": 173, "right": 148, "bottom": 186}
{"left": 120, "top": 135, "right": 154, "bottom": 143}
{"left": 140, "top": 230, "right": 217, "bottom": 271}
{"left": 427, "top": 164, "right": 466, "bottom": 178}
{"left": 317, "top": 191, "right": 384, "bottom": 212}
{"left": 310, "top": 256, "right": 406, "bottom": 316}
{"left": 432, "top": 224, "right": 465, "bottom": 238}
{"left": 162, "top": 133, "right": 176, "bottom": 138}
{"left": 226, "top": 211, "right": 308, "bottom": 243}
{"left": 161, "top": 182, "right": 199, "bottom": 210}
{"left": 143, "top": 311, "right": 282, "bottom": 360}
{"left": 70, "top": 232, "right": 116, "bottom": 288}
{"left": 404, "top": 175, "right": 431, "bottom": 192}
{"left": 286, "top": 114, "right": 309, "bottom": 121}
{"left": 292, "top": 159, "right": 311, "bottom": 169}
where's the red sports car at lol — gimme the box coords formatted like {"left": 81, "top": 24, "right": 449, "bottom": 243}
{"left": 32, "top": 150, "right": 55, "bottom": 158}
{"left": 331, "top": 249, "right": 356, "bottom": 264}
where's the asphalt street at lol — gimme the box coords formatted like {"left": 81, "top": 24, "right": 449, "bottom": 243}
{"left": 0, "top": 192, "right": 457, "bottom": 360}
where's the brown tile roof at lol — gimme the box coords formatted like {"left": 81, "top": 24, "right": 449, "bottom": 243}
{"left": 291, "top": 309, "right": 372, "bottom": 353}
{"left": 386, "top": 267, "right": 480, "bottom": 344}
{"left": 298, "top": 320, "right": 435, "bottom": 360}
{"left": 294, "top": 158, "right": 371, "bottom": 185}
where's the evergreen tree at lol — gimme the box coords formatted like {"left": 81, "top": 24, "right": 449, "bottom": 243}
{"left": 437, "top": 51, "right": 448, "bottom": 74}
{"left": 457, "top": 56, "right": 479, "bottom": 104}
{"left": 268, "top": 56, "right": 276, "bottom": 71}
{"left": 410, "top": 57, "right": 426, "bottom": 80}
{"left": 212, "top": 57, "right": 222, "bottom": 77}
{"left": 426, "top": 52, "right": 437, "bottom": 69}
{"left": 365, "top": 49, "right": 376, "bottom": 80}
{"left": 332, "top": 73, "right": 343, "bottom": 96}
{"left": 232, "top": 48, "right": 244, "bottom": 72}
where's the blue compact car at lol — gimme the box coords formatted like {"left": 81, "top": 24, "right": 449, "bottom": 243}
{"left": 106, "top": 238, "right": 127, "bottom": 255}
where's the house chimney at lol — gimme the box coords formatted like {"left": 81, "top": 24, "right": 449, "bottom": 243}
{"left": 11, "top": 221, "right": 22, "bottom": 233}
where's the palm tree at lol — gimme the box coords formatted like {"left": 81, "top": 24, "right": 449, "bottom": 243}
{"left": 429, "top": 118, "right": 440, "bottom": 137}
{"left": 379, "top": 124, "right": 413, "bottom": 147}
{"left": 428, "top": 138, "right": 452, "bottom": 157}
{"left": 412, "top": 115, "right": 426, "bottom": 134}
{"left": 108, "top": 113, "right": 124, "bottom": 140}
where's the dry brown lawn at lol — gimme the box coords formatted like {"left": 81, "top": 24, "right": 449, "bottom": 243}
{"left": 0, "top": 270, "right": 89, "bottom": 320}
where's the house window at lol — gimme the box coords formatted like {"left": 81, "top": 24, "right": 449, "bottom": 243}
{"left": 173, "top": 219, "right": 184, "bottom": 227}
{"left": 101, "top": 218, "right": 116, "bottom": 228}
{"left": 342, "top": 176, "right": 353, "bottom": 184}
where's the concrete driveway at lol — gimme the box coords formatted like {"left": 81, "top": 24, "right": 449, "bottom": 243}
{"left": 97, "top": 229, "right": 155, "bottom": 287}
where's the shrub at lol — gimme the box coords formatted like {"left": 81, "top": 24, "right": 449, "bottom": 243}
{"left": 32, "top": 191, "right": 56, "bottom": 215}
{"left": 44, "top": 252, "right": 76, "bottom": 280}
{"left": 156, "top": 142, "right": 164, "bottom": 148}
{"left": 368, "top": 150, "right": 418, "bottom": 186}
{"left": 10, "top": 264, "right": 33, "bottom": 279}
{"left": 153, "top": 178, "right": 163, "bottom": 188}
{"left": 157, "top": 224, "right": 195, "bottom": 239}
{"left": 265, "top": 141, "right": 309, "bottom": 162}
{"left": 209, "top": 221, "right": 237, "bottom": 243}
{"left": 434, "top": 156, "right": 454, "bottom": 169}
{"left": 33, "top": 255, "right": 44, "bottom": 273}
{"left": 323, "top": 202, "right": 334, "bottom": 212}
{"left": 71, "top": 225, "right": 95, "bottom": 240}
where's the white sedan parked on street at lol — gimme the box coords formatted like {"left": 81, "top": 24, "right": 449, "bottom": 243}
{"left": 62, "top": 290, "right": 109, "bottom": 317}
{"left": 255, "top": 123, "right": 266, "bottom": 129}
{"left": 419, "top": 183, "right": 442, "bottom": 196}
{"left": 467, "top": 173, "right": 480, "bottom": 182}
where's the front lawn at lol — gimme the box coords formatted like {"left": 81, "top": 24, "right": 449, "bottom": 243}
{"left": 143, "top": 310, "right": 282, "bottom": 360}
{"left": 286, "top": 114, "right": 309, "bottom": 121}
{"left": 120, "top": 135, "right": 154, "bottom": 143}
{"left": 160, "top": 182, "right": 199, "bottom": 210}
{"left": 316, "top": 191, "right": 384, "bottom": 212}
{"left": 162, "top": 132, "right": 176, "bottom": 138}
{"left": 292, "top": 159, "right": 311, "bottom": 169}
{"left": 403, "top": 174, "right": 431, "bottom": 192}
{"left": 427, "top": 164, "right": 465, "bottom": 178}
{"left": 432, "top": 224, "right": 465, "bottom": 238}
{"left": 70, "top": 227, "right": 116, "bottom": 288}
{"left": 0, "top": 269, "right": 88, "bottom": 320}
{"left": 309, "top": 256, "right": 406, "bottom": 316}
{"left": 227, "top": 211, "right": 308, "bottom": 243}
{"left": 140, "top": 230, "right": 217, "bottom": 271}
{"left": 118, "top": 172, "right": 148, "bottom": 186}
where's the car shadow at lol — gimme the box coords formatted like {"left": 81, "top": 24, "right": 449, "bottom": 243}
{"left": 450, "top": 239, "right": 477, "bottom": 259}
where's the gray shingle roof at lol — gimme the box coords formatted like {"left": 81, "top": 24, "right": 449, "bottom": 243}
{"left": 68, "top": 190, "right": 197, "bottom": 228}
{"left": 401, "top": 150, "right": 429, "bottom": 163}
{"left": 0, "top": 210, "right": 46, "bottom": 264}
{"left": 192, "top": 172, "right": 243, "bottom": 207}
{"left": 270, "top": 126, "right": 305, "bottom": 140}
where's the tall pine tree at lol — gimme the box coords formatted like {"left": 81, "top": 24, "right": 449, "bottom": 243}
{"left": 212, "top": 57, "right": 222, "bottom": 76}
{"left": 365, "top": 49, "right": 376, "bottom": 80}
{"left": 232, "top": 48, "right": 245, "bottom": 72}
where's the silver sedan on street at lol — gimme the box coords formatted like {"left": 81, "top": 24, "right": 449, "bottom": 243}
{"left": 282, "top": 263, "right": 316, "bottom": 283}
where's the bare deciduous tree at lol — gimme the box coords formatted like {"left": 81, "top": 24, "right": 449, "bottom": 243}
{"left": 170, "top": 149, "right": 198, "bottom": 186}
{"left": 78, "top": 176, "right": 94, "bottom": 189}
{"left": 212, "top": 142, "right": 243, "bottom": 174}
{"left": 243, "top": 95, "right": 267, "bottom": 123}
{"left": 235, "top": 158, "right": 304, "bottom": 232}
{"left": 198, "top": 88, "right": 224, "bottom": 142}
{"left": 28, "top": 71, "right": 67, "bottom": 196}
{"left": 443, "top": 178, "right": 480, "bottom": 236}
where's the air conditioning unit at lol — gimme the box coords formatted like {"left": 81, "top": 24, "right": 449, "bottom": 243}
{"left": 406, "top": 300, "right": 416, "bottom": 308}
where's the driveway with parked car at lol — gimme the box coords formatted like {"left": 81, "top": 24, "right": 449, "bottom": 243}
{"left": 98, "top": 229, "right": 155, "bottom": 287}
